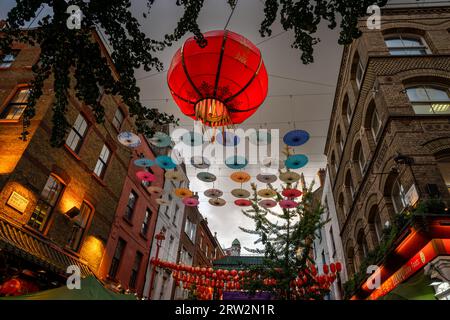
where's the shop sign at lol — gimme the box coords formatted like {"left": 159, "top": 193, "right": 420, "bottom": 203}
{"left": 7, "top": 191, "right": 29, "bottom": 213}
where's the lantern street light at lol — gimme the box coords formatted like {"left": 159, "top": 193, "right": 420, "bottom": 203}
{"left": 148, "top": 229, "right": 165, "bottom": 300}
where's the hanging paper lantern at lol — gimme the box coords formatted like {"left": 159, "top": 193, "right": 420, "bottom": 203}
{"left": 181, "top": 131, "right": 204, "bottom": 146}
{"left": 149, "top": 131, "right": 172, "bottom": 148}
{"left": 279, "top": 171, "right": 301, "bottom": 184}
{"left": 323, "top": 264, "right": 329, "bottom": 275}
{"left": 257, "top": 173, "right": 277, "bottom": 185}
{"left": 249, "top": 130, "right": 271, "bottom": 146}
{"left": 118, "top": 132, "right": 141, "bottom": 148}
{"left": 183, "top": 197, "right": 199, "bottom": 207}
{"left": 235, "top": 199, "right": 252, "bottom": 207}
{"left": 190, "top": 156, "right": 211, "bottom": 169}
{"left": 285, "top": 154, "right": 309, "bottom": 169}
{"left": 259, "top": 199, "right": 277, "bottom": 209}
{"left": 330, "top": 263, "right": 336, "bottom": 273}
{"left": 282, "top": 188, "right": 303, "bottom": 198}
{"left": 204, "top": 189, "right": 224, "bottom": 198}
{"left": 134, "top": 158, "right": 154, "bottom": 168}
{"left": 216, "top": 131, "right": 240, "bottom": 146}
{"left": 167, "top": 30, "right": 268, "bottom": 127}
{"left": 231, "top": 188, "right": 251, "bottom": 199}
{"left": 175, "top": 188, "right": 193, "bottom": 199}
{"left": 209, "top": 198, "right": 226, "bottom": 207}
{"left": 225, "top": 155, "right": 248, "bottom": 170}
{"left": 283, "top": 130, "right": 310, "bottom": 147}
{"left": 156, "top": 156, "right": 177, "bottom": 170}
{"left": 257, "top": 189, "right": 276, "bottom": 198}
{"left": 197, "top": 172, "right": 217, "bottom": 183}
{"left": 136, "top": 171, "right": 155, "bottom": 182}
{"left": 279, "top": 199, "right": 298, "bottom": 209}
{"left": 335, "top": 262, "right": 342, "bottom": 272}
{"left": 230, "top": 172, "right": 251, "bottom": 183}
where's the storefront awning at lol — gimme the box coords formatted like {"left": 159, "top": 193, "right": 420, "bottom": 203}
{"left": 0, "top": 217, "right": 93, "bottom": 278}
{"left": 381, "top": 271, "right": 436, "bottom": 300}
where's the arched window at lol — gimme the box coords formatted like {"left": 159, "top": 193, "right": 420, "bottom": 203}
{"left": 338, "top": 192, "right": 346, "bottom": 219}
{"left": 364, "top": 101, "right": 382, "bottom": 142}
{"left": 385, "top": 35, "right": 429, "bottom": 55}
{"left": 406, "top": 85, "right": 450, "bottom": 115}
{"left": 330, "top": 151, "right": 337, "bottom": 176}
{"left": 392, "top": 179, "right": 408, "bottom": 213}
{"left": 368, "top": 205, "right": 384, "bottom": 245}
{"left": 357, "top": 230, "right": 369, "bottom": 261}
{"left": 336, "top": 126, "right": 344, "bottom": 153}
{"left": 353, "top": 141, "right": 366, "bottom": 175}
{"left": 342, "top": 95, "right": 352, "bottom": 125}
{"left": 345, "top": 171, "right": 355, "bottom": 200}
{"left": 347, "top": 246, "right": 356, "bottom": 276}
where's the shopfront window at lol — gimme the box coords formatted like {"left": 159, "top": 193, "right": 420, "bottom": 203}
{"left": 67, "top": 201, "right": 93, "bottom": 251}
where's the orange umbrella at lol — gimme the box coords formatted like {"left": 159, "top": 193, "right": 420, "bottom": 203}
{"left": 257, "top": 189, "right": 277, "bottom": 198}
{"left": 174, "top": 188, "right": 193, "bottom": 199}
{"left": 230, "top": 172, "right": 251, "bottom": 184}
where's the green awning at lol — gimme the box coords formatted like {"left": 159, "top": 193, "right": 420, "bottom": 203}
{"left": 381, "top": 271, "right": 437, "bottom": 300}
{"left": 0, "top": 276, "right": 136, "bottom": 300}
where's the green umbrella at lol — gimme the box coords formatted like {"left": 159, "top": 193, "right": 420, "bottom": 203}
{"left": 0, "top": 276, "right": 136, "bottom": 300}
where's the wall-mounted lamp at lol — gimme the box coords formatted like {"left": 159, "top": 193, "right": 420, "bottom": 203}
{"left": 66, "top": 206, "right": 80, "bottom": 219}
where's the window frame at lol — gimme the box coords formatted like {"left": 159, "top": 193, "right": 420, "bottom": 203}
{"left": 0, "top": 86, "right": 30, "bottom": 121}
{"left": 129, "top": 251, "right": 143, "bottom": 290}
{"left": 141, "top": 208, "right": 151, "bottom": 236}
{"left": 93, "top": 144, "right": 111, "bottom": 178}
{"left": 124, "top": 190, "right": 138, "bottom": 221}
{"left": 0, "top": 50, "right": 19, "bottom": 69}
{"left": 356, "top": 60, "right": 365, "bottom": 89}
{"left": 385, "top": 35, "right": 430, "bottom": 56}
{"left": 392, "top": 179, "right": 408, "bottom": 214}
{"left": 109, "top": 237, "right": 127, "bottom": 279}
{"left": 65, "top": 113, "right": 89, "bottom": 154}
{"left": 371, "top": 108, "right": 382, "bottom": 140}
{"left": 406, "top": 85, "right": 450, "bottom": 115}
{"left": 67, "top": 201, "right": 94, "bottom": 252}
{"left": 112, "top": 107, "right": 125, "bottom": 131}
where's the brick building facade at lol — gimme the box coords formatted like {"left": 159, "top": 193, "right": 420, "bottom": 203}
{"left": 0, "top": 30, "right": 133, "bottom": 290}
{"left": 324, "top": 6, "right": 450, "bottom": 299}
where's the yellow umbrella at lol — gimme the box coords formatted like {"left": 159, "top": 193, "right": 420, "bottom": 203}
{"left": 257, "top": 189, "right": 277, "bottom": 198}
{"left": 279, "top": 171, "right": 301, "bottom": 184}
{"left": 231, "top": 188, "right": 251, "bottom": 199}
{"left": 174, "top": 188, "right": 193, "bottom": 199}
{"left": 230, "top": 172, "right": 251, "bottom": 184}
{"left": 165, "top": 171, "right": 185, "bottom": 183}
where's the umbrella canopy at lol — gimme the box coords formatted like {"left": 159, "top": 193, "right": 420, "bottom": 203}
{"left": 0, "top": 277, "right": 136, "bottom": 300}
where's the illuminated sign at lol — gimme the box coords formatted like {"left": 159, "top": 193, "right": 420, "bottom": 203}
{"left": 7, "top": 191, "right": 29, "bottom": 213}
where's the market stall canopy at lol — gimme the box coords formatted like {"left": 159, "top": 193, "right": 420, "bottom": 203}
{"left": 0, "top": 277, "right": 136, "bottom": 300}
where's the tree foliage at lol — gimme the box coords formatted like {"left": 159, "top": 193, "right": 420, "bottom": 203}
{"left": 0, "top": 0, "right": 387, "bottom": 146}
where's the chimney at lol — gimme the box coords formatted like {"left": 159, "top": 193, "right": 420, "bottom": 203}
{"left": 317, "top": 168, "right": 326, "bottom": 188}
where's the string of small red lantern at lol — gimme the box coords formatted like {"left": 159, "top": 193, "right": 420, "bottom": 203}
{"left": 150, "top": 258, "right": 342, "bottom": 300}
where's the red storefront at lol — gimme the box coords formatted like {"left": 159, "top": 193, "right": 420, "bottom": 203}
{"left": 100, "top": 135, "right": 164, "bottom": 297}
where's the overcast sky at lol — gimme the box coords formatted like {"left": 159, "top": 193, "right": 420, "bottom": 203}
{"left": 1, "top": 0, "right": 445, "bottom": 252}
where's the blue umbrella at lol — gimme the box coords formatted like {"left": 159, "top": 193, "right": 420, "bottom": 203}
{"left": 225, "top": 155, "right": 248, "bottom": 170}
{"left": 285, "top": 154, "right": 309, "bottom": 169}
{"left": 283, "top": 130, "right": 310, "bottom": 147}
{"left": 181, "top": 131, "right": 204, "bottom": 146}
{"left": 134, "top": 158, "right": 154, "bottom": 167}
{"left": 216, "top": 131, "right": 240, "bottom": 146}
{"left": 156, "top": 155, "right": 177, "bottom": 170}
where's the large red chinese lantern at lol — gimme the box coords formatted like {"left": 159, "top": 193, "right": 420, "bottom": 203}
{"left": 167, "top": 30, "right": 268, "bottom": 127}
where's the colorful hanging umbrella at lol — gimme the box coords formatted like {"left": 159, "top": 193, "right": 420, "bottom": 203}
{"left": 256, "top": 174, "right": 277, "bottom": 184}
{"left": 190, "top": 156, "right": 210, "bottom": 169}
{"left": 174, "top": 188, "right": 193, "bottom": 199}
{"left": 257, "top": 189, "right": 277, "bottom": 198}
{"left": 156, "top": 156, "right": 177, "bottom": 170}
{"left": 259, "top": 199, "right": 277, "bottom": 209}
{"left": 249, "top": 130, "right": 271, "bottom": 146}
{"left": 231, "top": 188, "right": 251, "bottom": 199}
{"left": 209, "top": 198, "right": 226, "bottom": 207}
{"left": 282, "top": 189, "right": 303, "bottom": 198}
{"left": 165, "top": 170, "right": 185, "bottom": 183}
{"left": 149, "top": 132, "right": 172, "bottom": 148}
{"left": 167, "top": 30, "right": 268, "bottom": 128}
{"left": 156, "top": 198, "right": 171, "bottom": 206}
{"left": 235, "top": 199, "right": 252, "bottom": 207}
{"left": 183, "top": 197, "right": 199, "bottom": 207}
{"left": 204, "top": 189, "right": 224, "bottom": 198}
{"left": 279, "top": 199, "right": 298, "bottom": 209}
{"left": 197, "top": 172, "right": 217, "bottom": 183}
{"left": 283, "top": 130, "right": 310, "bottom": 147}
{"left": 118, "top": 132, "right": 141, "bottom": 148}
{"left": 262, "top": 157, "right": 285, "bottom": 170}
{"left": 285, "top": 154, "right": 309, "bottom": 169}
{"left": 181, "top": 131, "right": 204, "bottom": 147}
{"left": 225, "top": 156, "right": 248, "bottom": 170}
{"left": 136, "top": 171, "right": 155, "bottom": 182}
{"left": 147, "top": 186, "right": 164, "bottom": 196}
{"left": 216, "top": 131, "right": 240, "bottom": 146}
{"left": 279, "top": 171, "right": 301, "bottom": 184}
{"left": 134, "top": 158, "right": 154, "bottom": 168}
{"left": 230, "top": 172, "right": 251, "bottom": 184}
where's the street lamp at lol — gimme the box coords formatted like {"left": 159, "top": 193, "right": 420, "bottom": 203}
{"left": 148, "top": 229, "right": 165, "bottom": 300}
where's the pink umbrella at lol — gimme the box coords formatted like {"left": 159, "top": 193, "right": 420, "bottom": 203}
{"left": 282, "top": 189, "right": 303, "bottom": 199}
{"left": 279, "top": 200, "right": 298, "bottom": 209}
{"left": 234, "top": 199, "right": 252, "bottom": 207}
{"left": 183, "top": 197, "right": 199, "bottom": 207}
{"left": 259, "top": 199, "right": 277, "bottom": 209}
{"left": 136, "top": 171, "right": 155, "bottom": 182}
